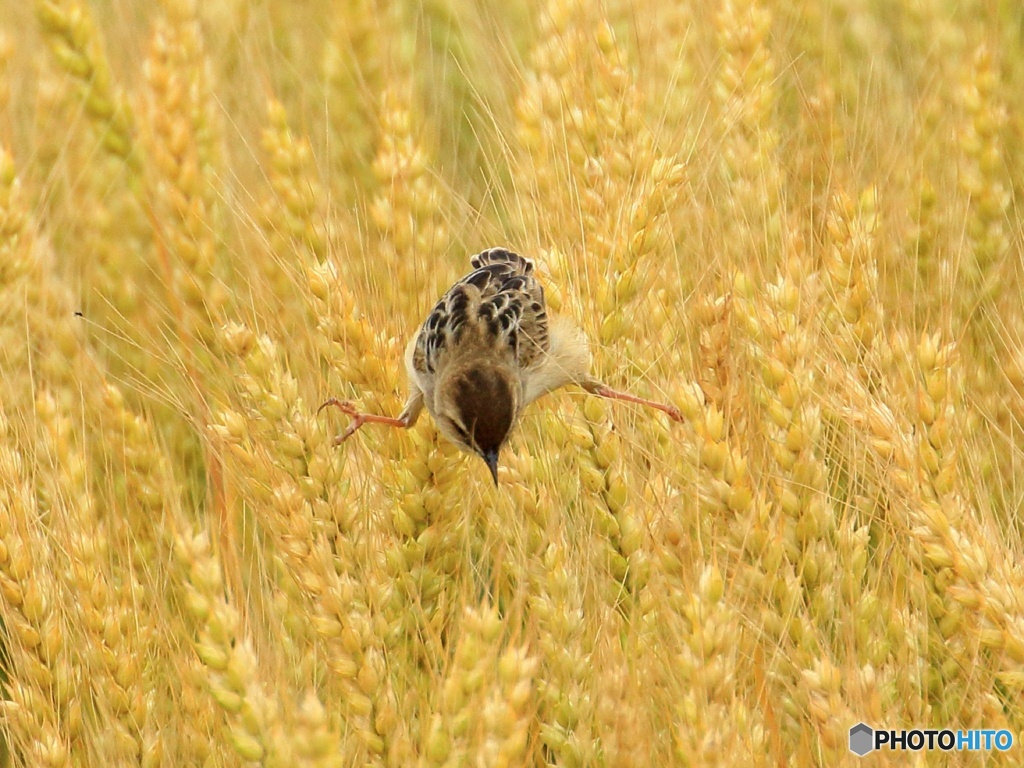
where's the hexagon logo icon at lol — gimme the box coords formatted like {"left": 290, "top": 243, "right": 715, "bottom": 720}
{"left": 849, "top": 723, "right": 874, "bottom": 756}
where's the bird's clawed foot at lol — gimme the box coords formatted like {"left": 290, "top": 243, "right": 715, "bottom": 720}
{"left": 317, "top": 397, "right": 409, "bottom": 445}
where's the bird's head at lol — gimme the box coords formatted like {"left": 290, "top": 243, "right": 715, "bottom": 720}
{"left": 435, "top": 363, "right": 519, "bottom": 484}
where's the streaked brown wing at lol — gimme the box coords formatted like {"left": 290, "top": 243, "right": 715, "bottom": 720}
{"left": 410, "top": 247, "right": 550, "bottom": 377}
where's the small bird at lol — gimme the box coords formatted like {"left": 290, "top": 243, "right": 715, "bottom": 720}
{"left": 319, "top": 247, "right": 682, "bottom": 484}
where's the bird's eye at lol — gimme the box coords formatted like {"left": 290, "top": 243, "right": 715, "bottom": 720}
{"left": 450, "top": 421, "right": 470, "bottom": 442}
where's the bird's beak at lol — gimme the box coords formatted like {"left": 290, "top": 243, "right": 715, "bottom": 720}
{"left": 482, "top": 448, "right": 500, "bottom": 485}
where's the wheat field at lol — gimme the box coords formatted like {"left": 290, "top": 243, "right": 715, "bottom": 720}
{"left": 0, "top": 0, "right": 1022, "bottom": 765}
